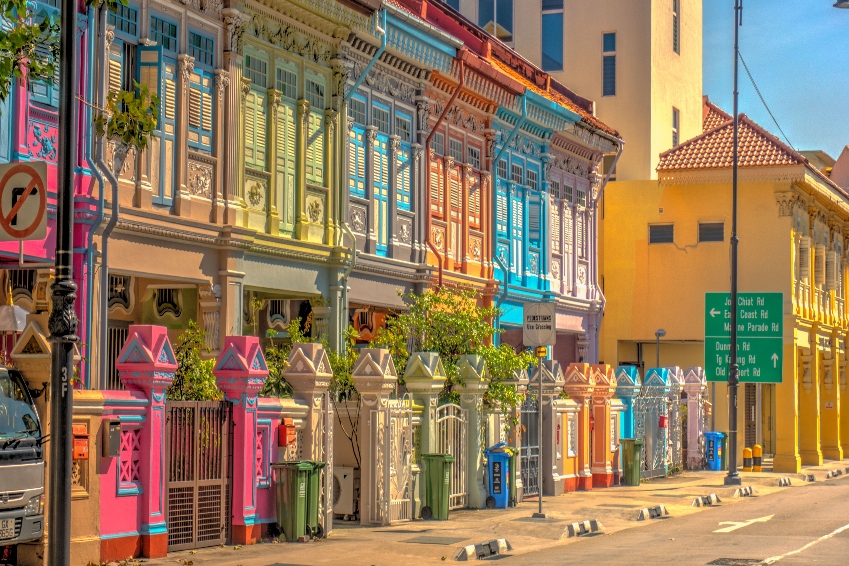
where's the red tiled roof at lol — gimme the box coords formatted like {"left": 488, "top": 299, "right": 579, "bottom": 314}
{"left": 702, "top": 96, "right": 731, "bottom": 132}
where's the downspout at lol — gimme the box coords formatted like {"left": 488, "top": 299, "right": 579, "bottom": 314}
{"left": 339, "top": 8, "right": 386, "bottom": 339}
{"left": 84, "top": 7, "right": 106, "bottom": 388}
{"left": 491, "top": 94, "right": 528, "bottom": 337}
{"left": 95, "top": 5, "right": 121, "bottom": 389}
{"left": 590, "top": 139, "right": 624, "bottom": 362}
{"left": 426, "top": 58, "right": 465, "bottom": 288}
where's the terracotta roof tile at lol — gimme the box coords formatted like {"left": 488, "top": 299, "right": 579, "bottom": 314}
{"left": 702, "top": 96, "right": 732, "bottom": 132}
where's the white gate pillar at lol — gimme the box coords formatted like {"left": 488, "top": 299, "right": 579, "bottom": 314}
{"left": 456, "top": 354, "right": 489, "bottom": 509}
{"left": 684, "top": 366, "right": 708, "bottom": 469}
{"left": 530, "top": 360, "right": 566, "bottom": 496}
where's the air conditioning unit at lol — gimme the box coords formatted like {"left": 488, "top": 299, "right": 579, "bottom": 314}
{"left": 332, "top": 466, "right": 358, "bottom": 518}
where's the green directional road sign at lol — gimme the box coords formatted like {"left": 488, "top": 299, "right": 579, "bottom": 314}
{"left": 704, "top": 292, "right": 783, "bottom": 383}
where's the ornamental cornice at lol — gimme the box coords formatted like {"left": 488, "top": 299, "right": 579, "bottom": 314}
{"left": 571, "top": 123, "right": 619, "bottom": 154}
{"left": 347, "top": 52, "right": 420, "bottom": 104}
{"left": 247, "top": 0, "right": 363, "bottom": 41}
{"left": 548, "top": 148, "right": 593, "bottom": 181}
{"left": 658, "top": 166, "right": 806, "bottom": 187}
{"left": 245, "top": 9, "right": 337, "bottom": 64}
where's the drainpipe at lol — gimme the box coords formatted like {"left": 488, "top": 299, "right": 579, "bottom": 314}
{"left": 95, "top": 6, "right": 122, "bottom": 389}
{"left": 338, "top": 9, "right": 386, "bottom": 344}
{"left": 426, "top": 58, "right": 465, "bottom": 288}
{"left": 589, "top": 139, "right": 623, "bottom": 362}
{"left": 83, "top": 8, "right": 106, "bottom": 388}
{"left": 491, "top": 94, "right": 528, "bottom": 338}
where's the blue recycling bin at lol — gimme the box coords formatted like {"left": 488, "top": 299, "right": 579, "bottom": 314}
{"left": 704, "top": 432, "right": 725, "bottom": 471}
{"left": 485, "top": 442, "right": 512, "bottom": 509}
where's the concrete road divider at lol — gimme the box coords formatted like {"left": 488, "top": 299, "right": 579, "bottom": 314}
{"left": 454, "top": 539, "right": 512, "bottom": 561}
{"left": 691, "top": 494, "right": 722, "bottom": 507}
{"left": 825, "top": 469, "right": 843, "bottom": 479}
{"left": 733, "top": 486, "right": 756, "bottom": 497}
{"left": 564, "top": 520, "right": 604, "bottom": 538}
{"left": 777, "top": 477, "right": 792, "bottom": 487}
{"left": 637, "top": 505, "right": 669, "bottom": 520}
{"left": 803, "top": 474, "right": 816, "bottom": 482}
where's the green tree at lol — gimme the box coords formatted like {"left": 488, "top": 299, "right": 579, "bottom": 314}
{"left": 0, "top": 0, "right": 60, "bottom": 109}
{"left": 167, "top": 321, "right": 222, "bottom": 401}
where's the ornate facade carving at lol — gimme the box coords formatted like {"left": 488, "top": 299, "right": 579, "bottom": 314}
{"left": 445, "top": 105, "right": 486, "bottom": 134}
{"left": 223, "top": 9, "right": 251, "bottom": 53}
{"left": 248, "top": 14, "right": 333, "bottom": 64}
{"left": 214, "top": 69, "right": 230, "bottom": 106}
{"left": 350, "top": 60, "right": 416, "bottom": 104}
{"left": 416, "top": 101, "right": 430, "bottom": 132}
{"left": 177, "top": 55, "right": 195, "bottom": 97}
{"left": 775, "top": 191, "right": 800, "bottom": 217}
{"left": 188, "top": 160, "right": 213, "bottom": 199}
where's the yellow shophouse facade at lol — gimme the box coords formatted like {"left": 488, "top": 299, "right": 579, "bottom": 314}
{"left": 600, "top": 99, "right": 849, "bottom": 473}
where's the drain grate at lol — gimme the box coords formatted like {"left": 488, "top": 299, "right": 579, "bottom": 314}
{"left": 707, "top": 559, "right": 763, "bottom": 565}
{"left": 404, "top": 536, "right": 469, "bottom": 545}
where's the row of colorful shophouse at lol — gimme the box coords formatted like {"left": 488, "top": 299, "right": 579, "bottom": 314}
{"left": 10, "top": 320, "right": 711, "bottom": 563}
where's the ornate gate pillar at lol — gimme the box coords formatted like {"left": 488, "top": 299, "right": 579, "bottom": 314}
{"left": 351, "top": 348, "right": 397, "bottom": 525}
{"left": 563, "top": 363, "right": 595, "bottom": 490}
{"left": 530, "top": 360, "right": 566, "bottom": 496}
{"left": 614, "top": 366, "right": 642, "bottom": 439}
{"left": 404, "top": 352, "right": 446, "bottom": 516}
{"left": 666, "top": 366, "right": 685, "bottom": 472}
{"left": 683, "top": 367, "right": 707, "bottom": 469}
{"left": 456, "top": 355, "right": 489, "bottom": 509}
{"left": 115, "top": 325, "right": 177, "bottom": 558}
{"left": 640, "top": 368, "right": 671, "bottom": 478}
{"left": 213, "top": 336, "right": 269, "bottom": 545}
{"left": 590, "top": 364, "right": 616, "bottom": 488}
{"left": 505, "top": 368, "right": 529, "bottom": 501}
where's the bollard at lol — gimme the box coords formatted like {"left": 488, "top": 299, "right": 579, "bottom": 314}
{"left": 753, "top": 444, "right": 762, "bottom": 472}
{"left": 742, "top": 447, "right": 753, "bottom": 472}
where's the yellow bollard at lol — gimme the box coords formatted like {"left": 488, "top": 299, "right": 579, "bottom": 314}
{"left": 743, "top": 447, "right": 753, "bottom": 472}
{"left": 753, "top": 444, "right": 762, "bottom": 472}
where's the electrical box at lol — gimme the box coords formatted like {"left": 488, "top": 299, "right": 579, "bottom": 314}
{"left": 72, "top": 423, "right": 89, "bottom": 460}
{"left": 278, "top": 417, "right": 296, "bottom": 447}
{"left": 102, "top": 419, "right": 121, "bottom": 457}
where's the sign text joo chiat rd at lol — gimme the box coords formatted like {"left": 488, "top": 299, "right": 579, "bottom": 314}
{"left": 704, "top": 292, "right": 783, "bottom": 383}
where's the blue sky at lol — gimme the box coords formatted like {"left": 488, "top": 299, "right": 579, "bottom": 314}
{"left": 703, "top": 0, "right": 849, "bottom": 159}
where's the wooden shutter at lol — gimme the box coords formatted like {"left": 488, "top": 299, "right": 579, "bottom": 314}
{"left": 799, "top": 238, "right": 810, "bottom": 281}
{"left": 136, "top": 45, "right": 164, "bottom": 131}
{"left": 815, "top": 246, "right": 826, "bottom": 288}
{"left": 244, "top": 89, "right": 266, "bottom": 168}
{"left": 551, "top": 208, "right": 560, "bottom": 252}
{"left": 108, "top": 41, "right": 124, "bottom": 95}
{"left": 826, "top": 250, "right": 837, "bottom": 291}
{"left": 188, "top": 69, "right": 213, "bottom": 152}
{"left": 277, "top": 103, "right": 297, "bottom": 228}
{"left": 396, "top": 144, "right": 411, "bottom": 212}
{"left": 430, "top": 158, "right": 444, "bottom": 216}
{"left": 307, "top": 110, "right": 324, "bottom": 185}
{"left": 348, "top": 126, "right": 366, "bottom": 198}
{"left": 468, "top": 174, "right": 480, "bottom": 228}
{"left": 529, "top": 199, "right": 541, "bottom": 244}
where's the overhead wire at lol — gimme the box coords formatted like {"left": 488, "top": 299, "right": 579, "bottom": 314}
{"left": 738, "top": 50, "right": 796, "bottom": 150}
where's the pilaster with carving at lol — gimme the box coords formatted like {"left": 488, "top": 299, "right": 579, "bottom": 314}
{"left": 295, "top": 99, "right": 311, "bottom": 239}
{"left": 199, "top": 283, "right": 222, "bottom": 354}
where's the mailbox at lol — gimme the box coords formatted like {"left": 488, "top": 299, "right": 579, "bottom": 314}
{"left": 102, "top": 418, "right": 122, "bottom": 457}
{"left": 72, "top": 423, "right": 89, "bottom": 460}
{"left": 278, "top": 417, "right": 296, "bottom": 447}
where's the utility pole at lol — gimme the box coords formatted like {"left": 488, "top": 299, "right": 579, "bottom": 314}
{"left": 47, "top": 0, "right": 80, "bottom": 561}
{"left": 725, "top": 0, "right": 743, "bottom": 487}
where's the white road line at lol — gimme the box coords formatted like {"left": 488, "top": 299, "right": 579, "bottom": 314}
{"left": 713, "top": 515, "right": 774, "bottom": 533}
{"left": 762, "top": 522, "right": 849, "bottom": 564}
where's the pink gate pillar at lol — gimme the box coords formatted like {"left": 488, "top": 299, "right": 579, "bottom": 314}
{"left": 590, "top": 365, "right": 616, "bottom": 488}
{"left": 563, "top": 363, "right": 596, "bottom": 491}
{"left": 213, "top": 336, "right": 269, "bottom": 546}
{"left": 115, "top": 325, "right": 178, "bottom": 559}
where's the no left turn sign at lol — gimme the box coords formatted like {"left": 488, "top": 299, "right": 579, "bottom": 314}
{"left": 0, "top": 161, "right": 47, "bottom": 242}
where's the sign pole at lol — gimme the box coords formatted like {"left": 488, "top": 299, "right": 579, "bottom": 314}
{"left": 48, "top": 0, "right": 80, "bottom": 562}
{"left": 533, "top": 345, "right": 547, "bottom": 519}
{"left": 726, "top": 0, "right": 743, "bottom": 487}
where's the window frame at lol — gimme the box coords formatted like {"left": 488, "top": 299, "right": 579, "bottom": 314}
{"left": 541, "top": 0, "right": 564, "bottom": 72}
{"left": 448, "top": 137, "right": 464, "bottom": 163}
{"left": 698, "top": 222, "right": 724, "bottom": 243}
{"left": 602, "top": 32, "right": 616, "bottom": 97}
{"left": 649, "top": 223, "right": 675, "bottom": 244}
{"left": 432, "top": 131, "right": 445, "bottom": 156}
{"left": 673, "top": 0, "right": 680, "bottom": 55}
{"left": 672, "top": 107, "right": 680, "bottom": 147}
{"left": 478, "top": 0, "right": 514, "bottom": 43}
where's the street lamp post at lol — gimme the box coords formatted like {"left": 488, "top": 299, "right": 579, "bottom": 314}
{"left": 47, "top": 0, "right": 80, "bottom": 563}
{"left": 725, "top": 0, "right": 743, "bottom": 487}
{"left": 654, "top": 329, "right": 666, "bottom": 369}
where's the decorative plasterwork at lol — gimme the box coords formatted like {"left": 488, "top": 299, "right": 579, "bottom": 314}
{"left": 572, "top": 123, "right": 618, "bottom": 154}
{"left": 223, "top": 8, "right": 251, "bottom": 52}
{"left": 549, "top": 148, "right": 593, "bottom": 181}
{"left": 444, "top": 105, "right": 486, "bottom": 134}
{"left": 214, "top": 69, "right": 230, "bottom": 105}
{"left": 247, "top": 12, "right": 334, "bottom": 63}
{"left": 493, "top": 127, "right": 543, "bottom": 159}
{"left": 267, "top": 0, "right": 372, "bottom": 36}
{"left": 658, "top": 166, "right": 806, "bottom": 187}
{"left": 348, "top": 55, "right": 418, "bottom": 104}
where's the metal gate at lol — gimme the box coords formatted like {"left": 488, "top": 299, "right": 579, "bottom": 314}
{"left": 635, "top": 393, "right": 669, "bottom": 479}
{"left": 370, "top": 396, "right": 413, "bottom": 524}
{"left": 667, "top": 376, "right": 684, "bottom": 473}
{"left": 436, "top": 403, "right": 467, "bottom": 510}
{"left": 165, "top": 401, "right": 232, "bottom": 551}
{"left": 520, "top": 395, "right": 540, "bottom": 497}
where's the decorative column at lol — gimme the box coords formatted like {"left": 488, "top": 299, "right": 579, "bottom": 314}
{"left": 221, "top": 8, "right": 249, "bottom": 225}
{"left": 665, "top": 366, "right": 684, "bottom": 472}
{"left": 563, "top": 363, "right": 595, "bottom": 490}
{"left": 615, "top": 366, "right": 641, "bottom": 439}
{"left": 456, "top": 355, "right": 489, "bottom": 509}
{"left": 213, "top": 336, "right": 269, "bottom": 545}
{"left": 404, "top": 352, "right": 446, "bottom": 517}
{"left": 198, "top": 283, "right": 222, "bottom": 357}
{"left": 530, "top": 360, "right": 566, "bottom": 496}
{"left": 115, "top": 326, "right": 177, "bottom": 558}
{"left": 364, "top": 126, "right": 378, "bottom": 254}
{"left": 799, "top": 343, "right": 823, "bottom": 465}
{"left": 683, "top": 367, "right": 707, "bottom": 469}
{"left": 174, "top": 54, "right": 194, "bottom": 216}
{"left": 504, "top": 368, "right": 528, "bottom": 501}
{"left": 820, "top": 339, "right": 843, "bottom": 460}
{"left": 351, "top": 349, "right": 397, "bottom": 525}
{"left": 590, "top": 364, "right": 616, "bottom": 488}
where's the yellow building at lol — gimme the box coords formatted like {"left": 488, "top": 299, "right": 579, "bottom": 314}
{"left": 450, "top": 0, "right": 702, "bottom": 181}
{"left": 600, "top": 98, "right": 849, "bottom": 473}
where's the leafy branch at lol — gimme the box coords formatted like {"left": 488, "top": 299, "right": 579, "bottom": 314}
{"left": 93, "top": 81, "right": 159, "bottom": 153}
{"left": 0, "top": 0, "right": 60, "bottom": 109}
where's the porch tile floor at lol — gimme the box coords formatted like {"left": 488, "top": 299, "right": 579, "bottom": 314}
{"left": 139, "top": 459, "right": 849, "bottom": 566}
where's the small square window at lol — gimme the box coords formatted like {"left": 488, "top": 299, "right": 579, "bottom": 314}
{"left": 603, "top": 32, "right": 616, "bottom": 53}
{"left": 649, "top": 224, "right": 674, "bottom": 244}
{"left": 244, "top": 55, "right": 267, "bottom": 88}
{"left": 699, "top": 222, "right": 724, "bottom": 242}
{"left": 467, "top": 146, "right": 481, "bottom": 169}
{"left": 432, "top": 132, "right": 444, "bottom": 156}
{"left": 306, "top": 79, "right": 325, "bottom": 109}
{"left": 449, "top": 138, "right": 464, "bottom": 162}
{"left": 577, "top": 189, "right": 586, "bottom": 207}
{"left": 276, "top": 67, "right": 297, "bottom": 100}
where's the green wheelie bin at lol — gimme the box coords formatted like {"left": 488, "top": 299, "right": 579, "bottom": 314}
{"left": 306, "top": 461, "right": 326, "bottom": 538}
{"left": 421, "top": 453, "right": 454, "bottom": 520}
{"left": 621, "top": 438, "right": 643, "bottom": 486}
{"left": 273, "top": 461, "right": 311, "bottom": 542}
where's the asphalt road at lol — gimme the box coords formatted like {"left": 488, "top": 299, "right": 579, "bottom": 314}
{"left": 521, "top": 475, "right": 849, "bottom": 565}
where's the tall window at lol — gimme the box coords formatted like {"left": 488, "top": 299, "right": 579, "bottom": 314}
{"left": 188, "top": 31, "right": 214, "bottom": 154}
{"left": 673, "top": 0, "right": 680, "bottom": 54}
{"left": 479, "top": 0, "right": 513, "bottom": 43}
{"left": 432, "top": 132, "right": 444, "bottom": 156}
{"left": 541, "top": 0, "right": 564, "bottom": 71}
{"left": 672, "top": 107, "right": 680, "bottom": 147}
{"left": 449, "top": 138, "right": 463, "bottom": 162}
{"left": 602, "top": 32, "right": 616, "bottom": 97}
{"left": 305, "top": 77, "right": 325, "bottom": 186}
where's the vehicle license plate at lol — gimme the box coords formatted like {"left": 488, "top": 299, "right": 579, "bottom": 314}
{"left": 0, "top": 519, "right": 14, "bottom": 540}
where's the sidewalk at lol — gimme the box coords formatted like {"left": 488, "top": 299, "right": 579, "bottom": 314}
{"left": 135, "top": 459, "right": 849, "bottom": 566}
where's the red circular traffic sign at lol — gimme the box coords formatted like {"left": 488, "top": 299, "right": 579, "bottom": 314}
{"left": 0, "top": 163, "right": 47, "bottom": 239}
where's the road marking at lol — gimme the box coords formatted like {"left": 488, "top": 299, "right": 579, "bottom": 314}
{"left": 762, "top": 522, "right": 849, "bottom": 564}
{"left": 713, "top": 515, "right": 774, "bottom": 533}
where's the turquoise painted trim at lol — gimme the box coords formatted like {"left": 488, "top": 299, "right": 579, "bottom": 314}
{"left": 100, "top": 530, "right": 141, "bottom": 540}
{"left": 254, "top": 517, "right": 277, "bottom": 524}
{"left": 117, "top": 485, "right": 143, "bottom": 496}
{"left": 244, "top": 514, "right": 257, "bottom": 526}
{"left": 526, "top": 90, "right": 581, "bottom": 124}
{"left": 140, "top": 522, "right": 168, "bottom": 536}
{"left": 386, "top": 12, "right": 457, "bottom": 72}
{"left": 118, "top": 414, "right": 146, "bottom": 423}
{"left": 346, "top": 9, "right": 387, "bottom": 103}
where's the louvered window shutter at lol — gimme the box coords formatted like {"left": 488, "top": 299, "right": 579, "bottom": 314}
{"left": 137, "top": 45, "right": 164, "bottom": 132}
{"left": 827, "top": 250, "right": 837, "bottom": 291}
{"left": 577, "top": 213, "right": 585, "bottom": 258}
{"left": 529, "top": 200, "right": 541, "bottom": 244}
{"left": 307, "top": 110, "right": 324, "bottom": 185}
{"left": 430, "top": 159, "right": 443, "bottom": 215}
{"left": 188, "top": 69, "right": 214, "bottom": 153}
{"left": 815, "top": 246, "right": 826, "bottom": 288}
{"left": 468, "top": 175, "right": 480, "bottom": 227}
{"left": 396, "top": 144, "right": 411, "bottom": 212}
{"left": 450, "top": 172, "right": 461, "bottom": 212}
{"left": 108, "top": 42, "right": 124, "bottom": 95}
{"left": 552, "top": 209, "right": 560, "bottom": 252}
{"left": 496, "top": 190, "right": 507, "bottom": 236}
{"left": 348, "top": 126, "right": 366, "bottom": 199}
{"left": 799, "top": 238, "right": 811, "bottom": 281}
{"left": 564, "top": 210, "right": 573, "bottom": 254}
